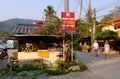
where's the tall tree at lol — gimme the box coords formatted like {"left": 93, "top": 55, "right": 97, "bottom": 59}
{"left": 44, "top": 6, "right": 56, "bottom": 21}
{"left": 100, "top": 5, "right": 120, "bottom": 23}
{"left": 1, "top": 31, "right": 10, "bottom": 38}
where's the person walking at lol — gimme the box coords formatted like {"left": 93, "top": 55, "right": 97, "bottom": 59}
{"left": 104, "top": 40, "right": 110, "bottom": 59}
{"left": 83, "top": 42, "right": 87, "bottom": 53}
{"left": 87, "top": 43, "right": 91, "bottom": 53}
{"left": 93, "top": 40, "right": 99, "bottom": 57}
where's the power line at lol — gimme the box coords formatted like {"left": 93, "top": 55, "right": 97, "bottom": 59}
{"left": 56, "top": 0, "right": 63, "bottom": 14}
{"left": 84, "top": 0, "right": 89, "bottom": 9}
{"left": 96, "top": 0, "right": 120, "bottom": 13}
{"left": 72, "top": 0, "right": 80, "bottom": 12}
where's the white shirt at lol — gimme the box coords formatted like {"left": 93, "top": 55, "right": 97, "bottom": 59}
{"left": 93, "top": 42, "right": 99, "bottom": 49}
{"left": 104, "top": 44, "right": 110, "bottom": 51}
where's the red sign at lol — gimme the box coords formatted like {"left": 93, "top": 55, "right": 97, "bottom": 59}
{"left": 114, "top": 24, "right": 120, "bottom": 29}
{"left": 61, "top": 12, "right": 75, "bottom": 31}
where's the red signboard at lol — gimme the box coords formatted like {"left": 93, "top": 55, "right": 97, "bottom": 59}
{"left": 61, "top": 12, "right": 75, "bottom": 31}
{"left": 114, "top": 24, "right": 120, "bottom": 29}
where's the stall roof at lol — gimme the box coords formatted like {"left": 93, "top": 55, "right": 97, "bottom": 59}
{"left": 12, "top": 24, "right": 35, "bottom": 34}
{"left": 13, "top": 34, "right": 63, "bottom": 43}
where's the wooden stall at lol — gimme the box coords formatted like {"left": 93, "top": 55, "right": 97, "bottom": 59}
{"left": 13, "top": 35, "right": 64, "bottom": 67}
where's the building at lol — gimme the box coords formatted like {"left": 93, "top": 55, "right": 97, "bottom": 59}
{"left": 11, "top": 23, "right": 66, "bottom": 67}
{"left": 98, "top": 16, "right": 120, "bottom": 54}
{"left": 98, "top": 16, "right": 120, "bottom": 32}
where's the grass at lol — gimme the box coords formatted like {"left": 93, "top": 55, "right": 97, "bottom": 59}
{"left": 44, "top": 69, "right": 69, "bottom": 75}
{"left": 0, "top": 60, "right": 87, "bottom": 78}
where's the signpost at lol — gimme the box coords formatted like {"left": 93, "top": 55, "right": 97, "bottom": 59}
{"left": 61, "top": 12, "right": 75, "bottom": 61}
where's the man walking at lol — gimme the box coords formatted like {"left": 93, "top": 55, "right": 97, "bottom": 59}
{"left": 93, "top": 40, "right": 99, "bottom": 57}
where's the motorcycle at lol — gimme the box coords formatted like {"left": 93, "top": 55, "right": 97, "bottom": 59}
{"left": 0, "top": 48, "right": 9, "bottom": 60}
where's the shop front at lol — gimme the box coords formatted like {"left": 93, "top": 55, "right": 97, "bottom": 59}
{"left": 13, "top": 35, "right": 64, "bottom": 66}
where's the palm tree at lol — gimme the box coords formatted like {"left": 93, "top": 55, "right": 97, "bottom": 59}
{"left": 44, "top": 6, "right": 56, "bottom": 21}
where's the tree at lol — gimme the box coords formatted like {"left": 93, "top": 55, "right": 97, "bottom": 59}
{"left": 0, "top": 31, "right": 10, "bottom": 38}
{"left": 100, "top": 15, "right": 112, "bottom": 23}
{"left": 110, "top": 5, "right": 120, "bottom": 18}
{"left": 44, "top": 6, "right": 56, "bottom": 21}
{"left": 85, "top": 9, "right": 93, "bottom": 24}
{"left": 95, "top": 30, "right": 117, "bottom": 40}
{"left": 100, "top": 5, "right": 120, "bottom": 23}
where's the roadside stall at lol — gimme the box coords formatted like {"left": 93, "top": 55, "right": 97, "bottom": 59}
{"left": 13, "top": 34, "right": 64, "bottom": 67}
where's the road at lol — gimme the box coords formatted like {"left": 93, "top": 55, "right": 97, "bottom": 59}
{"left": 76, "top": 52, "right": 120, "bottom": 79}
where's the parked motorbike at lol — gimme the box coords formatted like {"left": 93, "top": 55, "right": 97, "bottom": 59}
{"left": 0, "top": 48, "right": 8, "bottom": 60}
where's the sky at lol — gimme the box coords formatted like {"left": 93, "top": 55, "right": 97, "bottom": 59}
{"left": 0, "top": 0, "right": 120, "bottom": 22}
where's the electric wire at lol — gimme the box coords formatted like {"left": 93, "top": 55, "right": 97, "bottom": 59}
{"left": 72, "top": 0, "right": 80, "bottom": 12}
{"left": 56, "top": 0, "right": 63, "bottom": 14}
{"left": 96, "top": 0, "right": 120, "bottom": 13}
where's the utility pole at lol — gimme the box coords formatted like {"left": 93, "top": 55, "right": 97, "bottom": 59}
{"left": 88, "top": 0, "right": 93, "bottom": 47}
{"left": 79, "top": 0, "right": 83, "bottom": 20}
{"left": 93, "top": 8, "right": 96, "bottom": 43}
{"left": 89, "top": 2, "right": 96, "bottom": 53}
{"left": 89, "top": 0, "right": 92, "bottom": 21}
{"left": 64, "top": 0, "right": 74, "bottom": 61}
{"left": 64, "top": 0, "right": 69, "bottom": 12}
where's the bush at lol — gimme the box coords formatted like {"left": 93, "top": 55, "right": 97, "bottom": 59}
{"left": 78, "top": 62, "right": 88, "bottom": 71}
{"left": 55, "top": 59, "right": 65, "bottom": 70}
{"left": 73, "top": 43, "right": 83, "bottom": 51}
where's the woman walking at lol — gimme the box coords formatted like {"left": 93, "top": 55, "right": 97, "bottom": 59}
{"left": 104, "top": 41, "right": 110, "bottom": 59}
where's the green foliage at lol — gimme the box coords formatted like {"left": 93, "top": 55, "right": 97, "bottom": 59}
{"left": 55, "top": 59, "right": 65, "bottom": 70}
{"left": 100, "top": 15, "right": 112, "bottom": 23}
{"left": 75, "top": 19, "right": 91, "bottom": 44}
{"left": 66, "top": 61, "right": 77, "bottom": 66}
{"left": 14, "top": 61, "right": 42, "bottom": 72}
{"left": 1, "top": 31, "right": 10, "bottom": 38}
{"left": 44, "top": 5, "right": 56, "bottom": 19}
{"left": 73, "top": 52, "right": 76, "bottom": 61}
{"left": 64, "top": 61, "right": 87, "bottom": 71}
{"left": 44, "top": 69, "right": 69, "bottom": 75}
{"left": 73, "top": 43, "right": 83, "bottom": 51}
{"left": 55, "top": 59, "right": 64, "bottom": 65}
{"left": 0, "top": 68, "right": 9, "bottom": 77}
{"left": 96, "top": 30, "right": 117, "bottom": 40}
{"left": 55, "top": 59, "right": 87, "bottom": 72}
{"left": 100, "top": 5, "right": 120, "bottom": 23}
{"left": 78, "top": 62, "right": 88, "bottom": 71}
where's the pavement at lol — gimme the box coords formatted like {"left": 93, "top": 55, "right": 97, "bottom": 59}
{"left": 1, "top": 50, "right": 120, "bottom": 79}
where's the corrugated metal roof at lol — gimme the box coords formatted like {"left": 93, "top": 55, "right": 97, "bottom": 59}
{"left": 12, "top": 24, "right": 35, "bottom": 34}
